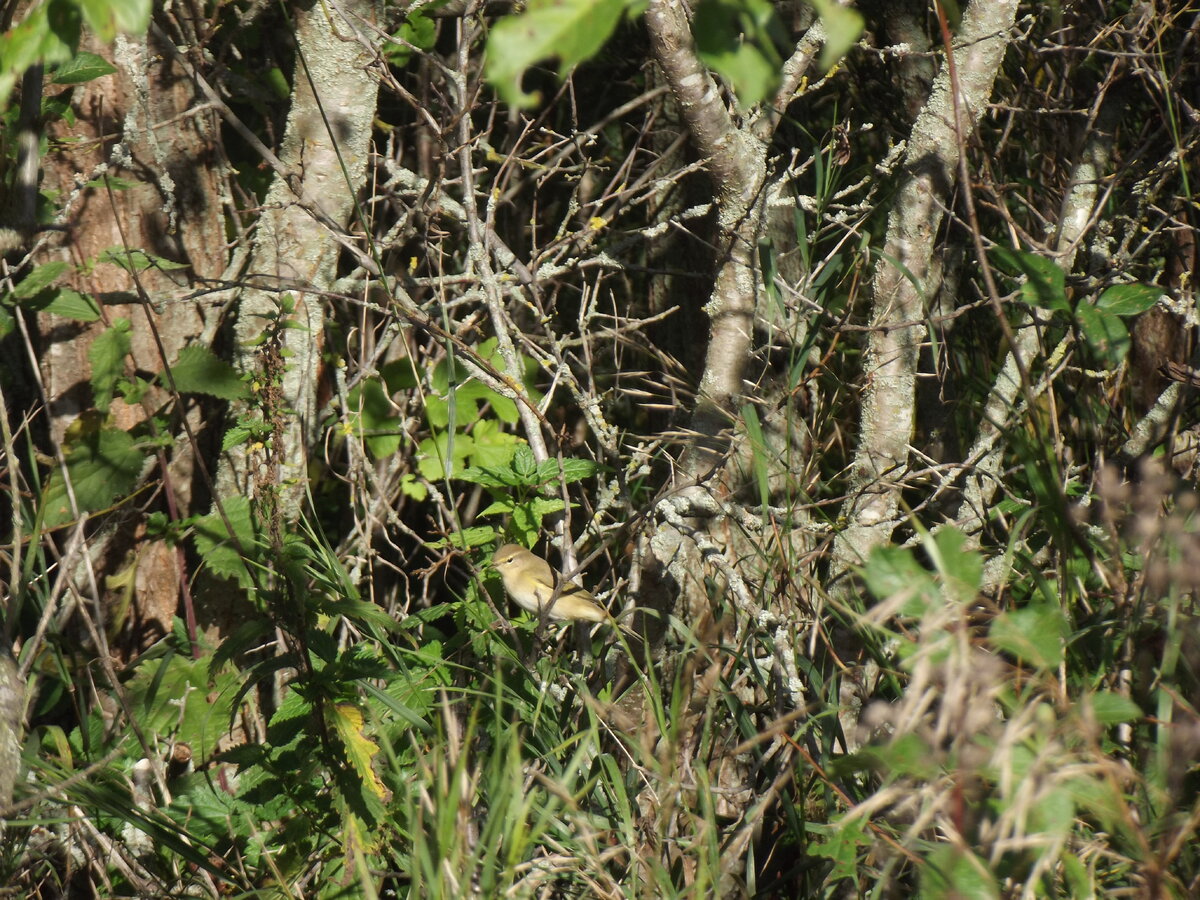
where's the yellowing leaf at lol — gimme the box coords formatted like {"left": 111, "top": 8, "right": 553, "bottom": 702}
{"left": 329, "top": 703, "right": 387, "bottom": 800}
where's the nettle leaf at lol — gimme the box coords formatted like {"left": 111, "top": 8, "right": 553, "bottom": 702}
{"left": 485, "top": 0, "right": 629, "bottom": 108}
{"left": 164, "top": 345, "right": 247, "bottom": 401}
{"left": 534, "top": 457, "right": 600, "bottom": 485}
{"left": 328, "top": 703, "right": 386, "bottom": 800}
{"left": 192, "top": 495, "right": 257, "bottom": 587}
{"left": 42, "top": 426, "right": 145, "bottom": 527}
{"left": 1096, "top": 283, "right": 1162, "bottom": 317}
{"left": 51, "top": 50, "right": 116, "bottom": 84}
{"left": 88, "top": 318, "right": 132, "bottom": 411}
{"left": 39, "top": 288, "right": 101, "bottom": 321}
{"left": 9, "top": 261, "right": 69, "bottom": 298}
{"left": 694, "top": 0, "right": 787, "bottom": 107}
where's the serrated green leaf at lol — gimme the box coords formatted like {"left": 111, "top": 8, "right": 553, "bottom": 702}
{"left": 222, "top": 423, "right": 253, "bottom": 451}
{"left": 458, "top": 466, "right": 519, "bottom": 488}
{"left": 470, "top": 418, "right": 520, "bottom": 468}
{"left": 52, "top": 50, "right": 116, "bottom": 83}
{"left": 485, "top": 0, "right": 629, "bottom": 108}
{"left": 40, "top": 288, "right": 101, "bottom": 321}
{"left": 42, "top": 427, "right": 145, "bottom": 527}
{"left": 88, "top": 318, "right": 132, "bottom": 411}
{"left": 512, "top": 445, "right": 536, "bottom": 479}
{"left": 534, "top": 456, "right": 600, "bottom": 485}
{"left": 192, "top": 496, "right": 257, "bottom": 587}
{"left": 426, "top": 526, "right": 498, "bottom": 550}
{"left": 329, "top": 703, "right": 386, "bottom": 799}
{"left": 165, "top": 345, "right": 247, "bottom": 401}
{"left": 9, "top": 261, "right": 69, "bottom": 299}
{"left": 1096, "top": 283, "right": 1161, "bottom": 317}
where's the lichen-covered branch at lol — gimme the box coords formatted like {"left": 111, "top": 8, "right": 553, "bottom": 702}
{"left": 830, "top": 0, "right": 1018, "bottom": 579}
{"left": 218, "top": 0, "right": 379, "bottom": 521}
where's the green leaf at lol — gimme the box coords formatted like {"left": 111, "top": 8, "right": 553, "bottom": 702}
{"left": 426, "top": 526, "right": 497, "bottom": 550}
{"left": 808, "top": 0, "right": 865, "bottom": 70}
{"left": 928, "top": 527, "right": 982, "bottom": 605}
{"left": 1096, "top": 283, "right": 1161, "bottom": 317}
{"left": 348, "top": 378, "right": 403, "bottom": 459}
{"left": 41, "top": 426, "right": 145, "bottom": 527}
{"left": 991, "top": 247, "right": 1067, "bottom": 312}
{"left": 469, "top": 418, "right": 520, "bottom": 468}
{"left": 98, "top": 246, "right": 190, "bottom": 273}
{"left": 328, "top": 703, "right": 386, "bottom": 800}
{"left": 75, "top": 0, "right": 152, "bottom": 42}
{"left": 88, "top": 318, "right": 132, "bottom": 411}
{"left": 458, "top": 465, "right": 520, "bottom": 488}
{"left": 920, "top": 845, "right": 999, "bottom": 900}
{"left": 51, "top": 50, "right": 116, "bottom": 83}
{"left": 861, "top": 545, "right": 935, "bottom": 617}
{"left": 417, "top": 431, "right": 473, "bottom": 481}
{"left": 192, "top": 496, "right": 257, "bottom": 587}
{"left": 693, "top": 0, "right": 785, "bottom": 108}
{"left": 164, "top": 344, "right": 248, "bottom": 401}
{"left": 806, "top": 817, "right": 871, "bottom": 883}
{"left": 988, "top": 604, "right": 1067, "bottom": 669}
{"left": 512, "top": 445, "right": 537, "bottom": 480}
{"left": 1075, "top": 302, "right": 1129, "bottom": 369}
{"left": 9, "top": 261, "right": 70, "bottom": 298}
{"left": 39, "top": 288, "right": 101, "bottom": 320}
{"left": 485, "top": 0, "right": 629, "bottom": 108}
{"left": 534, "top": 456, "right": 601, "bottom": 486}
{"left": 1086, "top": 692, "right": 1142, "bottom": 725}
{"left": 740, "top": 403, "right": 771, "bottom": 519}
{"left": 384, "top": 7, "right": 437, "bottom": 67}
{"left": 0, "top": 0, "right": 80, "bottom": 105}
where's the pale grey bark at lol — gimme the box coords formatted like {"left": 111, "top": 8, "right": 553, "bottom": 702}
{"left": 645, "top": 0, "right": 767, "bottom": 481}
{"left": 957, "top": 97, "right": 1120, "bottom": 553}
{"left": 0, "top": 646, "right": 22, "bottom": 815}
{"left": 218, "top": 0, "right": 379, "bottom": 521}
{"left": 830, "top": 0, "right": 1018, "bottom": 579}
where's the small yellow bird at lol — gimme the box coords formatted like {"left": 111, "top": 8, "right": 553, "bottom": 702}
{"left": 491, "top": 543, "right": 612, "bottom": 623}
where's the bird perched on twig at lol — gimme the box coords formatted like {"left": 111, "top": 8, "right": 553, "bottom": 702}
{"left": 492, "top": 543, "right": 615, "bottom": 624}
